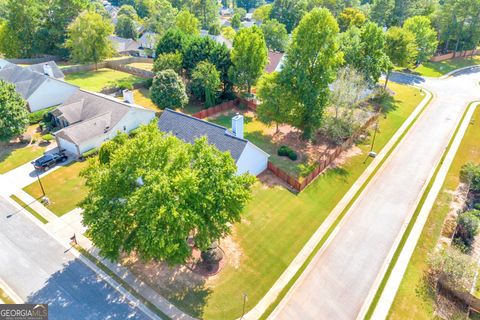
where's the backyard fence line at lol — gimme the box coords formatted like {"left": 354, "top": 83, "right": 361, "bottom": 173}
{"left": 430, "top": 49, "right": 479, "bottom": 62}
{"left": 191, "top": 99, "right": 240, "bottom": 119}
{"left": 62, "top": 57, "right": 154, "bottom": 77}
{"left": 268, "top": 114, "right": 379, "bottom": 192}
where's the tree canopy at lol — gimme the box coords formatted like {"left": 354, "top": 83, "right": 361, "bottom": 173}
{"left": 150, "top": 69, "right": 188, "bottom": 109}
{"left": 191, "top": 61, "right": 221, "bottom": 107}
{"left": 277, "top": 8, "right": 343, "bottom": 139}
{"left": 0, "top": 81, "right": 28, "bottom": 142}
{"left": 175, "top": 9, "right": 200, "bottom": 36}
{"left": 403, "top": 15, "right": 438, "bottom": 64}
{"left": 153, "top": 52, "right": 183, "bottom": 73}
{"left": 80, "top": 124, "right": 255, "bottom": 264}
{"left": 261, "top": 19, "right": 289, "bottom": 52}
{"left": 385, "top": 26, "right": 418, "bottom": 69}
{"left": 229, "top": 26, "right": 268, "bottom": 93}
{"left": 115, "top": 14, "right": 138, "bottom": 39}
{"left": 270, "top": 0, "right": 307, "bottom": 33}
{"left": 65, "top": 10, "right": 114, "bottom": 64}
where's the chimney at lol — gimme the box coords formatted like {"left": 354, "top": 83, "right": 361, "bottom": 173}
{"left": 232, "top": 113, "right": 244, "bottom": 139}
{"left": 43, "top": 64, "right": 54, "bottom": 77}
{"left": 123, "top": 89, "right": 134, "bottom": 104}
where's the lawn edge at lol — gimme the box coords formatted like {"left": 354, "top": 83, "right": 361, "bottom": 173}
{"left": 9, "top": 194, "right": 48, "bottom": 224}
{"left": 364, "top": 101, "right": 480, "bottom": 319}
{"left": 255, "top": 87, "right": 433, "bottom": 320}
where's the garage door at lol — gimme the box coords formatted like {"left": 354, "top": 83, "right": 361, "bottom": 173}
{"left": 57, "top": 137, "right": 79, "bottom": 156}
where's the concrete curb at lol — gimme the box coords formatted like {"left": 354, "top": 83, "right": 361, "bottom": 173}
{"left": 241, "top": 88, "right": 432, "bottom": 320}
{"left": 369, "top": 101, "right": 480, "bottom": 320}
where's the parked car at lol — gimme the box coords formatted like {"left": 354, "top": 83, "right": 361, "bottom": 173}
{"left": 32, "top": 152, "right": 67, "bottom": 171}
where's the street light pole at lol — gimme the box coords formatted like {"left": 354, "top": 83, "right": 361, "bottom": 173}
{"left": 33, "top": 164, "right": 46, "bottom": 197}
{"left": 370, "top": 120, "right": 379, "bottom": 152}
{"left": 241, "top": 293, "right": 248, "bottom": 319}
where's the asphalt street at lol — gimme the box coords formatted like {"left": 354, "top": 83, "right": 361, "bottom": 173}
{"left": 0, "top": 196, "right": 150, "bottom": 320}
{"left": 270, "top": 68, "right": 480, "bottom": 319}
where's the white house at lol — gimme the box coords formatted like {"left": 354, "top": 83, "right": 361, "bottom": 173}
{"left": 138, "top": 31, "right": 158, "bottom": 50}
{"left": 0, "top": 60, "right": 78, "bottom": 112}
{"left": 52, "top": 89, "right": 156, "bottom": 157}
{"left": 158, "top": 109, "right": 269, "bottom": 176}
{"left": 109, "top": 35, "right": 142, "bottom": 55}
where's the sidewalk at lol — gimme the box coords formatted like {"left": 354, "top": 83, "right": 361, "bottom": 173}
{"left": 243, "top": 88, "right": 433, "bottom": 320}
{"left": 370, "top": 102, "right": 480, "bottom": 319}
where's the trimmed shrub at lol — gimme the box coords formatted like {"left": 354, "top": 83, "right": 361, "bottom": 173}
{"left": 28, "top": 106, "right": 56, "bottom": 124}
{"left": 454, "top": 211, "right": 480, "bottom": 251}
{"left": 82, "top": 148, "right": 99, "bottom": 159}
{"left": 278, "top": 145, "right": 298, "bottom": 161}
{"left": 474, "top": 203, "right": 480, "bottom": 211}
{"left": 41, "top": 134, "right": 54, "bottom": 142}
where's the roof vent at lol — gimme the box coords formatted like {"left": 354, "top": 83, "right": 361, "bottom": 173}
{"left": 43, "top": 64, "right": 54, "bottom": 77}
{"left": 104, "top": 126, "right": 110, "bottom": 133}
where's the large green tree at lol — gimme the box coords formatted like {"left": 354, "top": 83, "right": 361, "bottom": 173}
{"left": 229, "top": 26, "right": 268, "bottom": 93}
{"left": 155, "top": 28, "right": 192, "bottom": 56}
{"left": 36, "top": 0, "right": 89, "bottom": 57}
{"left": 236, "top": 0, "right": 263, "bottom": 11}
{"left": 192, "top": 0, "right": 219, "bottom": 29}
{"left": 115, "top": 14, "right": 138, "bottom": 39}
{"left": 279, "top": 8, "right": 343, "bottom": 139}
{"left": 270, "top": 0, "right": 307, "bottom": 33}
{"left": 81, "top": 124, "right": 255, "bottom": 264}
{"left": 340, "top": 23, "right": 390, "bottom": 87}
{"left": 256, "top": 72, "right": 289, "bottom": 133}
{"left": 369, "top": 0, "right": 394, "bottom": 27}
{"left": 146, "top": 0, "right": 177, "bottom": 36}
{"left": 261, "top": 19, "right": 289, "bottom": 52}
{"left": 65, "top": 11, "right": 114, "bottom": 65}
{"left": 253, "top": 4, "right": 272, "bottom": 22}
{"left": 191, "top": 61, "right": 221, "bottom": 107}
{"left": 175, "top": 9, "right": 200, "bottom": 35}
{"left": 403, "top": 16, "right": 438, "bottom": 64}
{"left": 153, "top": 52, "right": 183, "bottom": 73}
{"left": 150, "top": 69, "right": 188, "bottom": 109}
{"left": 0, "top": 0, "right": 43, "bottom": 58}
{"left": 183, "top": 36, "right": 232, "bottom": 93}
{"left": 338, "top": 7, "right": 366, "bottom": 32}
{"left": 0, "top": 81, "right": 28, "bottom": 142}
{"left": 384, "top": 27, "right": 417, "bottom": 86}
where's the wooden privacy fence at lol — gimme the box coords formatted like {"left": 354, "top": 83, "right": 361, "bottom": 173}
{"left": 191, "top": 99, "right": 240, "bottom": 119}
{"left": 62, "top": 57, "right": 154, "bottom": 78}
{"left": 269, "top": 114, "right": 379, "bottom": 192}
{"left": 430, "top": 49, "right": 479, "bottom": 62}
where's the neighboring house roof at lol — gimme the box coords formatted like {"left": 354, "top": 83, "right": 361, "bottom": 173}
{"left": 265, "top": 51, "right": 285, "bottom": 73}
{"left": 26, "top": 61, "right": 65, "bottom": 79}
{"left": 53, "top": 90, "right": 150, "bottom": 145}
{"left": 0, "top": 64, "right": 51, "bottom": 99}
{"left": 200, "top": 30, "right": 232, "bottom": 49}
{"left": 158, "top": 109, "right": 248, "bottom": 161}
{"left": 109, "top": 35, "right": 141, "bottom": 52}
{"left": 138, "top": 32, "right": 157, "bottom": 49}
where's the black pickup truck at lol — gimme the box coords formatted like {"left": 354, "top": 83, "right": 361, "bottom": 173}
{"left": 32, "top": 152, "right": 68, "bottom": 171}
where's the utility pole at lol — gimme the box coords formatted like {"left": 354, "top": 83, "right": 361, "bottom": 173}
{"left": 33, "top": 164, "right": 46, "bottom": 197}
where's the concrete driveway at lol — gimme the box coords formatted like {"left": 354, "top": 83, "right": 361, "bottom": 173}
{"left": 270, "top": 68, "right": 480, "bottom": 319}
{"left": 0, "top": 196, "right": 151, "bottom": 319}
{"left": 0, "top": 148, "right": 74, "bottom": 195}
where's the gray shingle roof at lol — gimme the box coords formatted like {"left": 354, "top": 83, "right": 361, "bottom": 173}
{"left": 0, "top": 64, "right": 47, "bottom": 99}
{"left": 54, "top": 90, "right": 140, "bottom": 145}
{"left": 158, "top": 109, "right": 247, "bottom": 161}
{"left": 26, "top": 61, "right": 65, "bottom": 79}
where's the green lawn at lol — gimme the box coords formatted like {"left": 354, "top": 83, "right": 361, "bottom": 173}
{"left": 166, "top": 82, "right": 425, "bottom": 319}
{"left": 388, "top": 105, "right": 480, "bottom": 320}
{"left": 0, "top": 144, "right": 46, "bottom": 174}
{"left": 127, "top": 62, "right": 153, "bottom": 71}
{"left": 412, "top": 55, "right": 480, "bottom": 77}
{"left": 64, "top": 68, "right": 144, "bottom": 92}
{"left": 23, "top": 161, "right": 89, "bottom": 216}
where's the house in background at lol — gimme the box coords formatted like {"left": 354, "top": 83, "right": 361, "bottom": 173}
{"left": 200, "top": 30, "right": 232, "bottom": 49}
{"left": 109, "top": 35, "right": 143, "bottom": 56}
{"left": 158, "top": 109, "right": 269, "bottom": 176}
{"left": 264, "top": 51, "right": 285, "bottom": 73}
{"left": 52, "top": 89, "right": 155, "bottom": 157}
{"left": 138, "top": 31, "right": 158, "bottom": 51}
{"left": 0, "top": 60, "right": 78, "bottom": 112}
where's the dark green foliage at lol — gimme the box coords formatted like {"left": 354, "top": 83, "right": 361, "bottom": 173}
{"left": 150, "top": 69, "right": 188, "bottom": 109}
{"left": 0, "top": 80, "right": 28, "bottom": 141}
{"left": 270, "top": 0, "right": 307, "bottom": 33}
{"left": 454, "top": 211, "right": 480, "bottom": 251}
{"left": 28, "top": 106, "right": 56, "bottom": 125}
{"left": 278, "top": 145, "right": 298, "bottom": 161}
{"left": 460, "top": 162, "right": 480, "bottom": 192}
{"left": 155, "top": 28, "right": 192, "bottom": 56}
{"left": 115, "top": 14, "right": 138, "bottom": 39}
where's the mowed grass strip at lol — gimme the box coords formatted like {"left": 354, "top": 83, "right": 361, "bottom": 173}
{"left": 65, "top": 68, "right": 144, "bottom": 92}
{"left": 194, "top": 83, "right": 425, "bottom": 319}
{"left": 9, "top": 194, "right": 48, "bottom": 224}
{"left": 23, "top": 161, "right": 88, "bottom": 217}
{"left": 387, "top": 104, "right": 480, "bottom": 320}
{"left": 413, "top": 56, "right": 480, "bottom": 77}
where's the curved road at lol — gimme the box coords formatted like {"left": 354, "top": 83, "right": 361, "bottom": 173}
{"left": 270, "top": 68, "right": 480, "bottom": 319}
